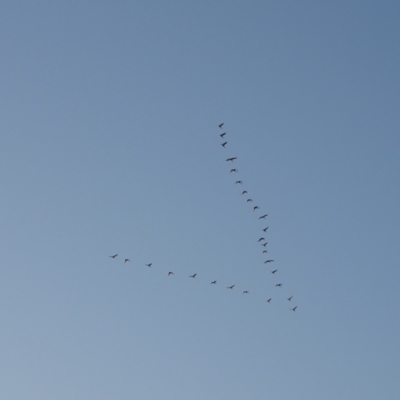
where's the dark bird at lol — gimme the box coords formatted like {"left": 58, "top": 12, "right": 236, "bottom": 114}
{"left": 253, "top": 206, "right": 260, "bottom": 211}
{"left": 264, "top": 259, "right": 274, "bottom": 263}
{"left": 189, "top": 273, "right": 197, "bottom": 278}
{"left": 211, "top": 280, "right": 217, "bottom": 284}
{"left": 258, "top": 237, "right": 265, "bottom": 242}
{"left": 262, "top": 242, "right": 269, "bottom": 247}
{"left": 271, "top": 269, "right": 278, "bottom": 274}
{"left": 262, "top": 250, "right": 268, "bottom": 254}
{"left": 288, "top": 296, "right": 293, "bottom": 301}
{"left": 221, "top": 141, "right": 227, "bottom": 147}
{"left": 220, "top": 132, "right": 227, "bottom": 138}
{"left": 241, "top": 190, "right": 248, "bottom": 195}
{"left": 146, "top": 263, "right": 152, "bottom": 267}
{"left": 247, "top": 199, "right": 253, "bottom": 203}
{"left": 230, "top": 168, "right": 238, "bottom": 173}
{"left": 263, "top": 227, "right": 269, "bottom": 232}
{"left": 218, "top": 123, "right": 224, "bottom": 128}
{"left": 167, "top": 271, "right": 174, "bottom": 276}
{"left": 259, "top": 214, "right": 268, "bottom": 219}
{"left": 226, "top": 157, "right": 237, "bottom": 162}
{"left": 123, "top": 259, "right": 130, "bottom": 264}
{"left": 266, "top": 298, "right": 272, "bottom": 303}
{"left": 243, "top": 290, "right": 249, "bottom": 294}
{"left": 227, "top": 285, "right": 235, "bottom": 289}
{"left": 109, "top": 254, "right": 118, "bottom": 258}
{"left": 276, "top": 283, "right": 282, "bottom": 287}
{"left": 291, "top": 306, "right": 297, "bottom": 311}
{"left": 235, "top": 180, "right": 243, "bottom": 184}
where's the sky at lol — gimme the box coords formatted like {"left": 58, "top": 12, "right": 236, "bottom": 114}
{"left": 1, "top": 1, "right": 399, "bottom": 399}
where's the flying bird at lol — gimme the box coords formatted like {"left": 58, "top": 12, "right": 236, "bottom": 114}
{"left": 146, "top": 263, "right": 152, "bottom": 267}
{"left": 264, "top": 260, "right": 274, "bottom": 263}
{"left": 291, "top": 306, "right": 297, "bottom": 311}
{"left": 220, "top": 132, "right": 227, "bottom": 138}
{"left": 230, "top": 169, "right": 238, "bottom": 173}
{"left": 266, "top": 298, "right": 272, "bottom": 303}
{"left": 271, "top": 269, "right": 278, "bottom": 274}
{"left": 259, "top": 214, "right": 268, "bottom": 219}
{"left": 262, "top": 242, "right": 269, "bottom": 247}
{"left": 253, "top": 206, "right": 260, "bottom": 211}
{"left": 262, "top": 250, "right": 268, "bottom": 254}
{"left": 288, "top": 296, "right": 293, "bottom": 301}
{"left": 243, "top": 291, "right": 249, "bottom": 294}
{"left": 218, "top": 123, "right": 224, "bottom": 128}
{"left": 189, "top": 273, "right": 197, "bottom": 278}
{"left": 235, "top": 180, "right": 243, "bottom": 184}
{"left": 109, "top": 254, "right": 118, "bottom": 258}
{"left": 221, "top": 141, "right": 227, "bottom": 147}
{"left": 262, "top": 227, "right": 269, "bottom": 232}
{"left": 276, "top": 283, "right": 282, "bottom": 287}
{"left": 167, "top": 271, "right": 174, "bottom": 276}
{"left": 241, "top": 190, "right": 248, "bottom": 195}
{"left": 247, "top": 199, "right": 253, "bottom": 203}
{"left": 226, "top": 157, "right": 237, "bottom": 162}
{"left": 210, "top": 280, "right": 217, "bottom": 284}
{"left": 123, "top": 259, "right": 130, "bottom": 264}
{"left": 258, "top": 237, "right": 265, "bottom": 242}
{"left": 227, "top": 285, "right": 235, "bottom": 289}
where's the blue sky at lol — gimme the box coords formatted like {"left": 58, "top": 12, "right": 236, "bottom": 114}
{"left": 1, "top": 1, "right": 399, "bottom": 399}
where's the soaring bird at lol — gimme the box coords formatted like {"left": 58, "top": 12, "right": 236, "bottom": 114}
{"left": 210, "top": 280, "right": 217, "bottom": 284}
{"left": 235, "top": 180, "right": 243, "bottom": 184}
{"left": 227, "top": 285, "right": 235, "bottom": 289}
{"left": 259, "top": 214, "right": 268, "bottom": 219}
{"left": 146, "top": 263, "right": 152, "bottom": 267}
{"left": 230, "top": 168, "right": 238, "bottom": 173}
{"left": 123, "top": 259, "right": 130, "bottom": 264}
{"left": 189, "top": 273, "right": 197, "bottom": 278}
{"left": 167, "top": 271, "right": 174, "bottom": 276}
{"left": 262, "top": 242, "right": 269, "bottom": 247}
{"left": 243, "top": 290, "right": 249, "bottom": 294}
{"left": 258, "top": 237, "right": 265, "bottom": 242}
{"left": 291, "top": 306, "right": 297, "bottom": 311}
{"left": 226, "top": 157, "right": 237, "bottom": 162}
{"left": 276, "top": 283, "right": 282, "bottom": 287}
{"left": 266, "top": 298, "right": 272, "bottom": 303}
{"left": 218, "top": 123, "right": 224, "bottom": 128}
{"left": 109, "top": 254, "right": 118, "bottom": 258}
{"left": 262, "top": 227, "right": 269, "bottom": 232}
{"left": 288, "top": 296, "right": 293, "bottom": 301}
{"left": 262, "top": 250, "right": 268, "bottom": 254}
{"left": 264, "top": 259, "right": 274, "bottom": 263}
{"left": 241, "top": 190, "right": 248, "bottom": 195}
{"left": 220, "top": 132, "right": 227, "bottom": 138}
{"left": 271, "top": 269, "right": 278, "bottom": 274}
{"left": 221, "top": 141, "right": 227, "bottom": 147}
{"left": 253, "top": 206, "right": 260, "bottom": 211}
{"left": 247, "top": 199, "right": 253, "bottom": 203}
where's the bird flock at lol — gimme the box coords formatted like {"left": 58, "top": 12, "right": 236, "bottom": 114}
{"left": 108, "top": 123, "right": 297, "bottom": 312}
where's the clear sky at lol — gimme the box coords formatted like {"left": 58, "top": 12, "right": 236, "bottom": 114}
{"left": 1, "top": 1, "right": 399, "bottom": 399}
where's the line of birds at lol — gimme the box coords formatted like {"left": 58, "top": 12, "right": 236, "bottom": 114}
{"left": 107, "top": 123, "right": 298, "bottom": 312}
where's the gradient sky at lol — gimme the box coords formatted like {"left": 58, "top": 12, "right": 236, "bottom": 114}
{"left": 1, "top": 1, "right": 399, "bottom": 399}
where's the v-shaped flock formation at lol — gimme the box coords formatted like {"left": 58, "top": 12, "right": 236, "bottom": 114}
{"left": 109, "top": 123, "right": 298, "bottom": 312}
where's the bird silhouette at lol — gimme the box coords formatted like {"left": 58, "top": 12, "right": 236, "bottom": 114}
{"left": 243, "top": 290, "right": 249, "bottom": 294}
{"left": 146, "top": 263, "right": 152, "bottom": 267}
{"left": 266, "top": 298, "right": 272, "bottom": 303}
{"left": 218, "top": 123, "right": 224, "bottom": 128}
{"left": 220, "top": 132, "right": 227, "bottom": 138}
{"left": 167, "top": 271, "right": 174, "bottom": 276}
{"left": 264, "top": 259, "right": 274, "bottom": 263}
{"left": 226, "top": 157, "right": 237, "bottom": 162}
{"left": 271, "top": 269, "right": 278, "bottom": 274}
{"left": 262, "top": 242, "right": 269, "bottom": 247}
{"left": 262, "top": 250, "right": 268, "bottom": 254}
{"left": 247, "top": 199, "right": 253, "bottom": 203}
{"left": 230, "top": 168, "right": 238, "bottom": 173}
{"left": 210, "top": 280, "right": 217, "bottom": 284}
{"left": 221, "top": 141, "right": 227, "bottom": 147}
{"left": 288, "top": 296, "right": 293, "bottom": 301}
{"left": 235, "top": 180, "right": 243, "bottom": 184}
{"left": 241, "top": 190, "right": 248, "bottom": 195}
{"left": 262, "top": 227, "right": 269, "bottom": 232}
{"left": 258, "top": 237, "right": 265, "bottom": 242}
{"left": 259, "top": 214, "right": 268, "bottom": 219}
{"left": 291, "top": 306, "right": 297, "bottom": 311}
{"left": 189, "top": 273, "right": 197, "bottom": 278}
{"left": 109, "top": 254, "right": 118, "bottom": 258}
{"left": 253, "top": 206, "right": 260, "bottom": 211}
{"left": 123, "top": 259, "right": 130, "bottom": 264}
{"left": 227, "top": 285, "right": 235, "bottom": 289}
{"left": 276, "top": 283, "right": 282, "bottom": 287}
